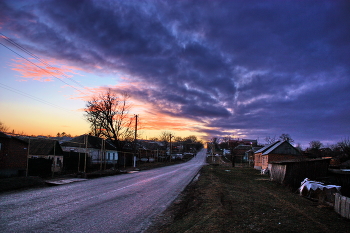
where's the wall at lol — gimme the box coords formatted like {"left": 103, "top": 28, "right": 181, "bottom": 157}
{"left": 263, "top": 154, "right": 303, "bottom": 169}
{"left": 334, "top": 193, "right": 350, "bottom": 219}
{"left": 0, "top": 137, "right": 27, "bottom": 177}
{"left": 254, "top": 153, "right": 262, "bottom": 170}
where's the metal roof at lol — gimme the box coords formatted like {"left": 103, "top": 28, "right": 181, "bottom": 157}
{"left": 255, "top": 141, "right": 281, "bottom": 154}
{"left": 262, "top": 141, "right": 285, "bottom": 155}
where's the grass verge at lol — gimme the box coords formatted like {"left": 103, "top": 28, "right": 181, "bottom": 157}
{"left": 146, "top": 165, "right": 350, "bottom": 233}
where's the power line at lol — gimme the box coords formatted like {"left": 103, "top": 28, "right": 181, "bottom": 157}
{"left": 0, "top": 33, "right": 87, "bottom": 90}
{"left": 0, "top": 82, "right": 71, "bottom": 112}
{"left": 0, "top": 37, "right": 85, "bottom": 94}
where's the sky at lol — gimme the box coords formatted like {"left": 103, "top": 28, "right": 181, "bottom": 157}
{"left": 0, "top": 0, "right": 349, "bottom": 148}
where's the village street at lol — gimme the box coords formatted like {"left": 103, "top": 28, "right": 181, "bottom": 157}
{"left": 0, "top": 149, "right": 206, "bottom": 233}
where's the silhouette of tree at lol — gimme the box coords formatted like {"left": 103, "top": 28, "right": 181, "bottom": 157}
{"left": 85, "top": 89, "right": 133, "bottom": 145}
{"left": 0, "top": 121, "right": 9, "bottom": 132}
{"left": 279, "top": 133, "right": 294, "bottom": 143}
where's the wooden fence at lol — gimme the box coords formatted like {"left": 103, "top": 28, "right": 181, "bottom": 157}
{"left": 334, "top": 193, "right": 350, "bottom": 219}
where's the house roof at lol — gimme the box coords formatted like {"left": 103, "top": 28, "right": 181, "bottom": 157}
{"left": 233, "top": 145, "right": 252, "bottom": 150}
{"left": 61, "top": 135, "right": 117, "bottom": 151}
{"left": 0, "top": 131, "right": 10, "bottom": 138}
{"left": 25, "top": 139, "right": 63, "bottom": 155}
{"left": 255, "top": 141, "right": 281, "bottom": 154}
{"left": 255, "top": 140, "right": 300, "bottom": 155}
{"left": 263, "top": 141, "right": 285, "bottom": 155}
{"left": 242, "top": 139, "right": 257, "bottom": 143}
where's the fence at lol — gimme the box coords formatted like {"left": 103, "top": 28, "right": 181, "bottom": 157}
{"left": 334, "top": 193, "right": 350, "bottom": 219}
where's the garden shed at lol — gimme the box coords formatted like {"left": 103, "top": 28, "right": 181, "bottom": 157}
{"left": 269, "top": 158, "right": 331, "bottom": 189}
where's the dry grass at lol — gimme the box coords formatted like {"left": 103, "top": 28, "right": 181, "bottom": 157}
{"left": 147, "top": 164, "right": 350, "bottom": 233}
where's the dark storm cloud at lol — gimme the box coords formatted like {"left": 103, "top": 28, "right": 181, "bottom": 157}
{"left": 1, "top": 0, "right": 350, "bottom": 145}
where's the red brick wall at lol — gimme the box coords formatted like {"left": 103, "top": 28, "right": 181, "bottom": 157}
{"left": 262, "top": 154, "right": 304, "bottom": 169}
{"left": 254, "top": 153, "right": 262, "bottom": 169}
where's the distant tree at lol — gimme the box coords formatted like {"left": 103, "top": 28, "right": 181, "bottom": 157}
{"left": 149, "top": 137, "right": 159, "bottom": 141}
{"left": 85, "top": 89, "right": 133, "bottom": 146}
{"left": 174, "top": 136, "right": 184, "bottom": 142}
{"left": 219, "top": 136, "right": 231, "bottom": 149}
{"left": 57, "top": 132, "right": 71, "bottom": 138}
{"left": 0, "top": 121, "right": 9, "bottom": 132}
{"left": 295, "top": 143, "right": 303, "bottom": 152}
{"left": 184, "top": 135, "right": 198, "bottom": 143}
{"left": 309, "top": 141, "right": 323, "bottom": 150}
{"left": 159, "top": 131, "right": 174, "bottom": 142}
{"left": 338, "top": 137, "right": 350, "bottom": 157}
{"left": 183, "top": 135, "right": 203, "bottom": 151}
{"left": 222, "top": 136, "right": 231, "bottom": 143}
{"left": 279, "top": 133, "right": 294, "bottom": 143}
{"left": 265, "top": 135, "right": 277, "bottom": 144}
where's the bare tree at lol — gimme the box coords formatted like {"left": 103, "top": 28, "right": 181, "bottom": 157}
{"left": 279, "top": 133, "right": 294, "bottom": 143}
{"left": 85, "top": 89, "right": 134, "bottom": 145}
{"left": 265, "top": 135, "right": 277, "bottom": 144}
{"left": 0, "top": 121, "right": 9, "bottom": 132}
{"left": 184, "top": 135, "right": 198, "bottom": 143}
{"left": 159, "top": 131, "right": 174, "bottom": 142}
{"left": 222, "top": 136, "right": 231, "bottom": 143}
{"left": 174, "top": 136, "right": 184, "bottom": 142}
{"left": 309, "top": 141, "right": 323, "bottom": 150}
{"left": 338, "top": 137, "right": 350, "bottom": 157}
{"left": 295, "top": 143, "right": 303, "bottom": 152}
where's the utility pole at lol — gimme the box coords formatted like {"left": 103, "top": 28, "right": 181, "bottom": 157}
{"left": 84, "top": 134, "right": 88, "bottom": 173}
{"left": 78, "top": 143, "right": 81, "bottom": 173}
{"left": 26, "top": 138, "right": 30, "bottom": 177}
{"left": 52, "top": 140, "right": 56, "bottom": 178}
{"left": 169, "top": 134, "right": 173, "bottom": 162}
{"left": 134, "top": 115, "right": 138, "bottom": 168}
{"left": 100, "top": 138, "right": 103, "bottom": 171}
{"left": 103, "top": 139, "right": 106, "bottom": 170}
{"left": 134, "top": 115, "right": 138, "bottom": 142}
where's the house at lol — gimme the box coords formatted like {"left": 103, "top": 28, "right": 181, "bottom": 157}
{"left": 232, "top": 145, "right": 253, "bottom": 163}
{"left": 61, "top": 135, "right": 118, "bottom": 167}
{"left": 0, "top": 132, "right": 28, "bottom": 177}
{"left": 26, "top": 139, "right": 64, "bottom": 173}
{"left": 244, "top": 146, "right": 264, "bottom": 166}
{"left": 254, "top": 140, "right": 303, "bottom": 170}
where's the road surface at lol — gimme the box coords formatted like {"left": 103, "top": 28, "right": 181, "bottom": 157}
{"left": 0, "top": 149, "right": 206, "bottom": 233}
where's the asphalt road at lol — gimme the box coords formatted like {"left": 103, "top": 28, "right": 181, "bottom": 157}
{"left": 0, "top": 149, "right": 206, "bottom": 233}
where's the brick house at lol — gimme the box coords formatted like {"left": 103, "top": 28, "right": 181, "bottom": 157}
{"left": 0, "top": 132, "right": 28, "bottom": 177}
{"left": 254, "top": 140, "right": 303, "bottom": 170}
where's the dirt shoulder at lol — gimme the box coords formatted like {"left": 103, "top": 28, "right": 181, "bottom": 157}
{"left": 146, "top": 165, "right": 350, "bottom": 233}
{"left": 0, "top": 176, "right": 46, "bottom": 193}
